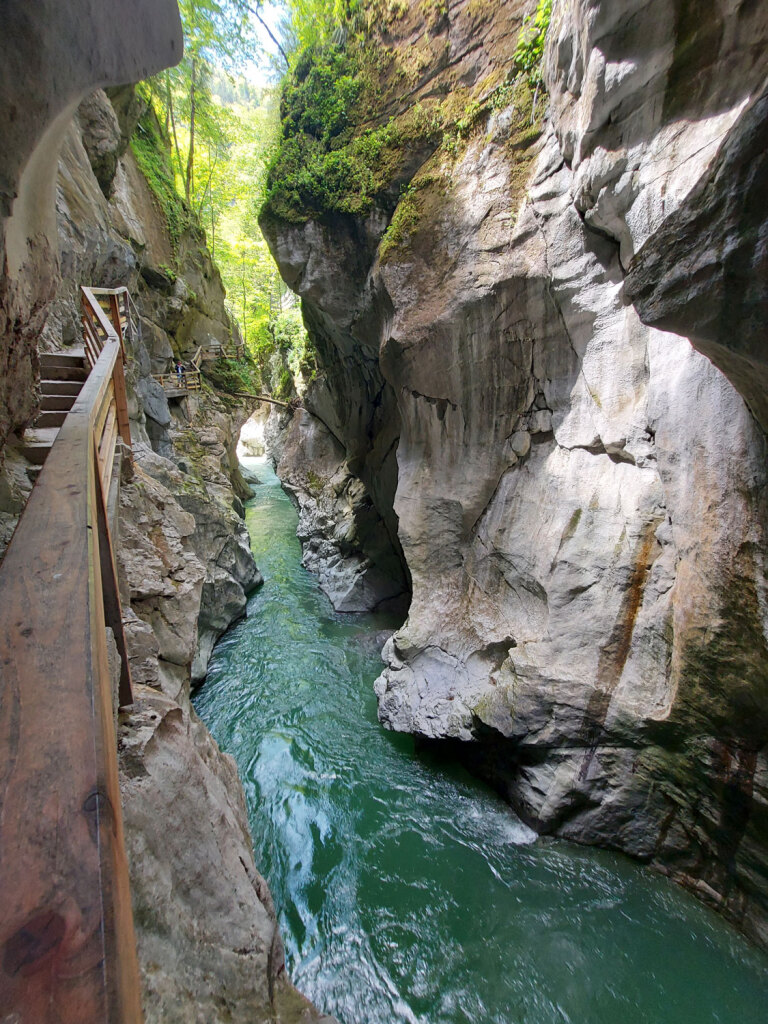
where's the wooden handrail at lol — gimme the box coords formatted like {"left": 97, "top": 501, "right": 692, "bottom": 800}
{"left": 0, "top": 301, "right": 143, "bottom": 1020}
{"left": 153, "top": 370, "right": 202, "bottom": 392}
{"left": 81, "top": 288, "right": 132, "bottom": 476}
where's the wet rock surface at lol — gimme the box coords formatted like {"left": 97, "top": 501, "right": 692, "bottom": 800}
{"left": 120, "top": 685, "right": 336, "bottom": 1024}
{"left": 264, "top": 0, "right": 768, "bottom": 946}
{"left": 277, "top": 407, "right": 409, "bottom": 613}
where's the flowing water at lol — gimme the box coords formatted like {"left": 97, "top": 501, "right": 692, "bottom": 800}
{"left": 193, "top": 458, "right": 768, "bottom": 1024}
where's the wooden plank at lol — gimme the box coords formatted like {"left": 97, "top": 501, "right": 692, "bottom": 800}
{"left": 234, "top": 391, "right": 292, "bottom": 409}
{"left": 109, "top": 293, "right": 124, "bottom": 347}
{"left": 40, "top": 380, "right": 82, "bottom": 397}
{"left": 82, "top": 288, "right": 125, "bottom": 365}
{"left": 81, "top": 316, "right": 101, "bottom": 368}
{"left": 18, "top": 436, "right": 57, "bottom": 465}
{"left": 94, "top": 379, "right": 115, "bottom": 445}
{"left": 34, "top": 410, "right": 67, "bottom": 428}
{"left": 0, "top": 401, "right": 143, "bottom": 1022}
{"left": 39, "top": 353, "right": 86, "bottom": 369}
{"left": 86, "top": 438, "right": 143, "bottom": 1021}
{"left": 111, "top": 355, "right": 132, "bottom": 454}
{"left": 74, "top": 340, "right": 120, "bottom": 434}
{"left": 40, "top": 394, "right": 77, "bottom": 412}
{"left": 98, "top": 405, "right": 118, "bottom": 497}
{"left": 93, "top": 435, "right": 134, "bottom": 710}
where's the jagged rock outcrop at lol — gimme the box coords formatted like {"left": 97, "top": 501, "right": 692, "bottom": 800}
{"left": 277, "top": 407, "right": 409, "bottom": 612}
{"left": 263, "top": 0, "right": 768, "bottom": 946}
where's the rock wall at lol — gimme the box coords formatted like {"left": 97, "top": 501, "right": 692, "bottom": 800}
{"left": 276, "top": 406, "right": 410, "bottom": 612}
{"left": 116, "top": 450, "right": 330, "bottom": 1024}
{"left": 0, "top": 0, "right": 181, "bottom": 455}
{"left": 263, "top": 0, "right": 768, "bottom": 945}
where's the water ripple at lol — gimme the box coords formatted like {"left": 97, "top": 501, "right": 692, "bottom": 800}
{"left": 194, "top": 459, "right": 768, "bottom": 1024}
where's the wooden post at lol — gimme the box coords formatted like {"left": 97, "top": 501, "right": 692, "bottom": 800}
{"left": 93, "top": 432, "right": 134, "bottom": 709}
{"left": 109, "top": 292, "right": 125, "bottom": 353}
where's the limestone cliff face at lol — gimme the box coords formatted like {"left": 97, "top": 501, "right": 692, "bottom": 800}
{"left": 263, "top": 0, "right": 768, "bottom": 944}
{"left": 276, "top": 407, "right": 410, "bottom": 612}
{"left": 44, "top": 89, "right": 261, "bottom": 680}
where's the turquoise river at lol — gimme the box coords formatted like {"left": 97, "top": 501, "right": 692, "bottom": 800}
{"left": 193, "top": 458, "right": 768, "bottom": 1024}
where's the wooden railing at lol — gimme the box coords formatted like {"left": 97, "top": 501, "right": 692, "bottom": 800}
{"left": 201, "top": 340, "right": 244, "bottom": 361}
{"left": 87, "top": 286, "right": 137, "bottom": 352}
{"left": 153, "top": 369, "right": 202, "bottom": 392}
{"left": 81, "top": 287, "right": 133, "bottom": 496}
{"left": 0, "top": 289, "right": 143, "bottom": 1022}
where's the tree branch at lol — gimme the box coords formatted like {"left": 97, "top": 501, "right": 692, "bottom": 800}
{"left": 245, "top": 2, "right": 290, "bottom": 67}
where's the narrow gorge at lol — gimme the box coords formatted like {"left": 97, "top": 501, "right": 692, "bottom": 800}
{"left": 1, "top": 1, "right": 767, "bottom": 1022}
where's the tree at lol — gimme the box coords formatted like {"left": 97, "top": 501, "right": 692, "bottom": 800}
{"left": 138, "top": 0, "right": 317, "bottom": 396}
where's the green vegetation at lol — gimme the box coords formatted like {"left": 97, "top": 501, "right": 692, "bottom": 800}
{"left": 135, "top": 0, "right": 321, "bottom": 398}
{"left": 263, "top": 0, "right": 553, "bottom": 229}
{"left": 130, "top": 109, "right": 189, "bottom": 255}
{"left": 513, "top": 0, "right": 552, "bottom": 90}
{"left": 378, "top": 174, "right": 441, "bottom": 261}
{"left": 131, "top": 0, "right": 554, "bottom": 394}
{"left": 201, "top": 355, "right": 260, "bottom": 403}
{"left": 263, "top": 76, "right": 442, "bottom": 222}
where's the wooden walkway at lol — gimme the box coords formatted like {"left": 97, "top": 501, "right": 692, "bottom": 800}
{"left": 0, "top": 287, "right": 143, "bottom": 1022}
{"left": 152, "top": 369, "right": 202, "bottom": 396}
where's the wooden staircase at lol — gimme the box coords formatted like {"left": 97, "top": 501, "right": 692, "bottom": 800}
{"left": 21, "top": 352, "right": 90, "bottom": 464}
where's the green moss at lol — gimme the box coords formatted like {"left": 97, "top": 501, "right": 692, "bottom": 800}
{"left": 202, "top": 357, "right": 258, "bottom": 399}
{"left": 513, "top": 0, "right": 552, "bottom": 89}
{"left": 419, "top": 0, "right": 448, "bottom": 27}
{"left": 130, "top": 111, "right": 188, "bottom": 257}
{"left": 379, "top": 174, "right": 440, "bottom": 263}
{"left": 262, "top": 50, "right": 443, "bottom": 225}
{"left": 263, "top": 1, "right": 550, "bottom": 228}
{"left": 306, "top": 469, "right": 324, "bottom": 493}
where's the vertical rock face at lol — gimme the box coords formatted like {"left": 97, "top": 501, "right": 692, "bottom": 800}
{"left": 276, "top": 406, "right": 410, "bottom": 612}
{"left": 263, "top": 0, "right": 768, "bottom": 944}
{"left": 44, "top": 89, "right": 262, "bottom": 681}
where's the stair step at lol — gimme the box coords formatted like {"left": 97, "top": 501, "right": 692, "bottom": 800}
{"left": 40, "top": 364, "right": 88, "bottom": 382}
{"left": 39, "top": 351, "right": 86, "bottom": 369}
{"left": 40, "top": 379, "right": 83, "bottom": 396}
{"left": 19, "top": 427, "right": 60, "bottom": 465}
{"left": 35, "top": 410, "right": 67, "bottom": 428}
{"left": 40, "top": 394, "right": 76, "bottom": 412}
